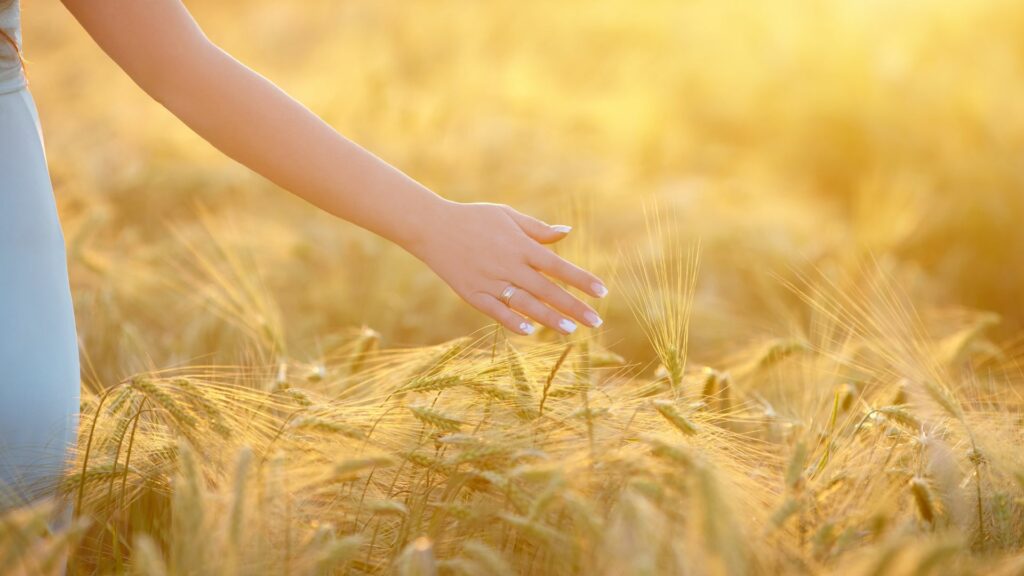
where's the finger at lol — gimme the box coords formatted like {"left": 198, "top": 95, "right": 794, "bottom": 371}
{"left": 503, "top": 207, "right": 572, "bottom": 245}
{"left": 515, "top": 270, "right": 604, "bottom": 328}
{"left": 528, "top": 248, "right": 609, "bottom": 299}
{"left": 467, "top": 291, "right": 536, "bottom": 335}
{"left": 507, "top": 286, "right": 579, "bottom": 335}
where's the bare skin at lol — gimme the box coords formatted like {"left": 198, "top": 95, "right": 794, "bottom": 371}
{"left": 58, "top": 0, "right": 607, "bottom": 336}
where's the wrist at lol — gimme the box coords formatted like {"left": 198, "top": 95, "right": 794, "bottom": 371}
{"left": 393, "top": 194, "right": 459, "bottom": 256}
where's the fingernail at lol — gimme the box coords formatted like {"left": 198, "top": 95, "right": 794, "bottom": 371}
{"left": 550, "top": 224, "right": 573, "bottom": 234}
{"left": 592, "top": 282, "right": 608, "bottom": 298}
{"left": 584, "top": 311, "right": 603, "bottom": 328}
{"left": 558, "top": 318, "right": 577, "bottom": 334}
{"left": 519, "top": 322, "right": 535, "bottom": 335}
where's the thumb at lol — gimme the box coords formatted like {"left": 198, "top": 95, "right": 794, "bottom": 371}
{"left": 505, "top": 208, "right": 572, "bottom": 244}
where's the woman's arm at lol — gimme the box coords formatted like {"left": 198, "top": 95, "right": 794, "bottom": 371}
{"left": 59, "top": 0, "right": 606, "bottom": 335}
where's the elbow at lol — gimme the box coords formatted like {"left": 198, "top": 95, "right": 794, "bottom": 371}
{"left": 128, "top": 36, "right": 219, "bottom": 111}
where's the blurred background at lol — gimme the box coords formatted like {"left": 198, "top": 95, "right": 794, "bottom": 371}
{"left": 20, "top": 0, "right": 1024, "bottom": 386}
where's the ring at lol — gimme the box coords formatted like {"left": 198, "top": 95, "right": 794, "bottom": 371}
{"left": 499, "top": 284, "right": 518, "bottom": 306}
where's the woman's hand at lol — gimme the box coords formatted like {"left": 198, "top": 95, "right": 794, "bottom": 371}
{"left": 58, "top": 0, "right": 606, "bottom": 336}
{"left": 58, "top": 0, "right": 606, "bottom": 335}
{"left": 404, "top": 200, "right": 607, "bottom": 335}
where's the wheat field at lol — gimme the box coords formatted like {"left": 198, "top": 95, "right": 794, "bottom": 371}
{"left": 5, "top": 0, "right": 1024, "bottom": 574}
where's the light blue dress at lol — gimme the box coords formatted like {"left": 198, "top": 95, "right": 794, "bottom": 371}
{"left": 0, "top": 0, "right": 81, "bottom": 516}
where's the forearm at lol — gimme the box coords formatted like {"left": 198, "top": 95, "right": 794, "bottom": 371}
{"left": 61, "top": 0, "right": 447, "bottom": 250}
{"left": 153, "top": 44, "right": 449, "bottom": 248}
